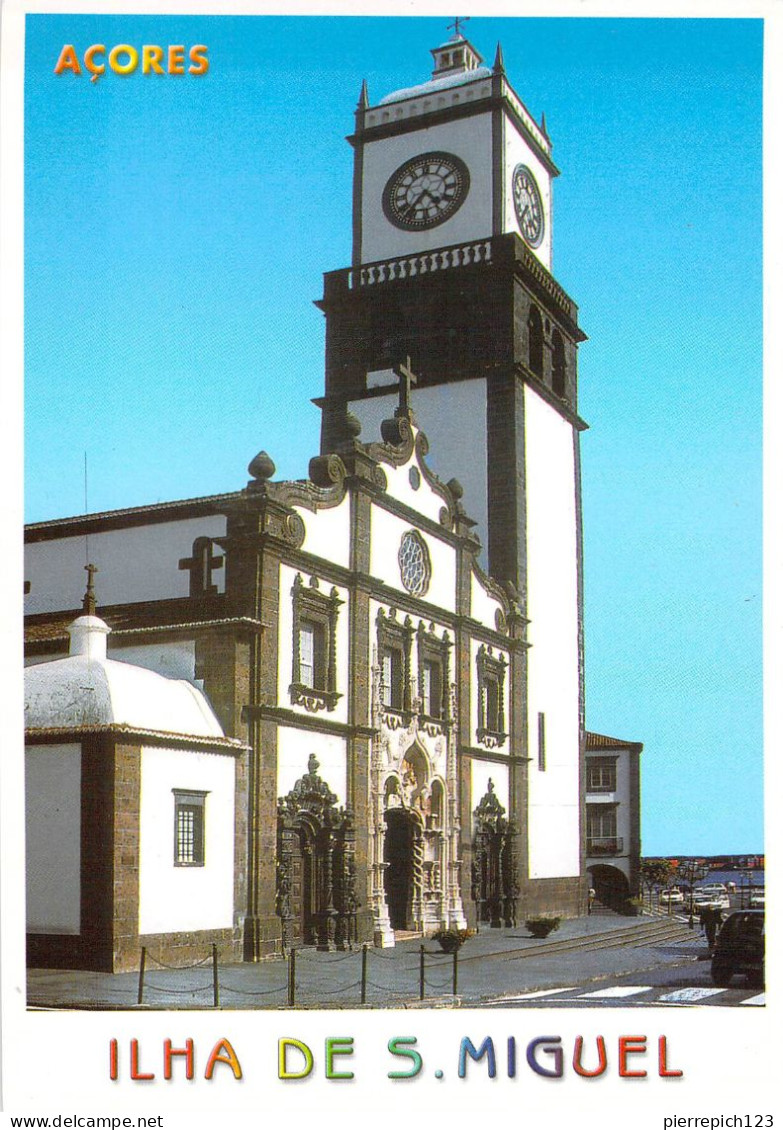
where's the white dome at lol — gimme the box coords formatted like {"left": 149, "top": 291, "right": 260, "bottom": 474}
{"left": 25, "top": 615, "right": 224, "bottom": 739}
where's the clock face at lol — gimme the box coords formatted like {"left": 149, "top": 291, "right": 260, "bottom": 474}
{"left": 383, "top": 152, "right": 470, "bottom": 231}
{"left": 512, "top": 164, "right": 545, "bottom": 249}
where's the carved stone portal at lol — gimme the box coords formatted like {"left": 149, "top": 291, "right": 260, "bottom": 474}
{"left": 471, "top": 779, "right": 519, "bottom": 928}
{"left": 276, "top": 755, "right": 357, "bottom": 951}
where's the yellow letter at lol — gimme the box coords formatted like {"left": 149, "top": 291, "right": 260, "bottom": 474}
{"left": 84, "top": 45, "right": 105, "bottom": 83}
{"left": 204, "top": 1038, "right": 242, "bottom": 1080}
{"left": 54, "top": 45, "right": 80, "bottom": 75}
{"left": 142, "top": 45, "right": 164, "bottom": 75}
{"left": 188, "top": 45, "right": 209, "bottom": 75}
{"left": 279, "top": 1038, "right": 314, "bottom": 1080}
{"left": 109, "top": 45, "right": 139, "bottom": 75}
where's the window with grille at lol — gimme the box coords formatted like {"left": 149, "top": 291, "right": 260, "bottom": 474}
{"left": 173, "top": 790, "right": 206, "bottom": 866}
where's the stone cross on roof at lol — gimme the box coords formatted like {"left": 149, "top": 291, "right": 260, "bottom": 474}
{"left": 82, "top": 562, "right": 98, "bottom": 616}
{"left": 393, "top": 356, "right": 418, "bottom": 420}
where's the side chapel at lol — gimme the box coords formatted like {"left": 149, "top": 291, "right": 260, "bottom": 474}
{"left": 24, "top": 29, "right": 606, "bottom": 972}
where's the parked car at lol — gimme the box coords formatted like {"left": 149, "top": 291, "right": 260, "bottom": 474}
{"left": 711, "top": 910, "right": 764, "bottom": 987}
{"left": 660, "top": 887, "right": 684, "bottom": 905}
{"left": 749, "top": 889, "right": 765, "bottom": 909}
{"left": 688, "top": 890, "right": 716, "bottom": 913}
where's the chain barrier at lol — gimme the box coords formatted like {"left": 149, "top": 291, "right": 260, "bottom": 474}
{"left": 136, "top": 938, "right": 462, "bottom": 1008}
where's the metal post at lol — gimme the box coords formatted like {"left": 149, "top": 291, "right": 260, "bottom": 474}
{"left": 288, "top": 947, "right": 296, "bottom": 1007}
{"left": 452, "top": 948, "right": 458, "bottom": 997}
{"left": 361, "top": 944, "right": 368, "bottom": 1005}
{"left": 137, "top": 947, "right": 147, "bottom": 1005}
{"left": 212, "top": 944, "right": 220, "bottom": 1007}
{"left": 419, "top": 944, "right": 425, "bottom": 1001}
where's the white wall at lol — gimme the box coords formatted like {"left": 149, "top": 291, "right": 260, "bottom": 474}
{"left": 295, "top": 495, "right": 351, "bottom": 571}
{"left": 277, "top": 727, "right": 347, "bottom": 808}
{"left": 25, "top": 515, "right": 227, "bottom": 614}
{"left": 502, "top": 117, "right": 553, "bottom": 270}
{"left": 524, "top": 385, "right": 581, "bottom": 879}
{"left": 470, "top": 758, "right": 509, "bottom": 831}
{"left": 360, "top": 109, "right": 494, "bottom": 263}
{"left": 25, "top": 743, "right": 81, "bottom": 935}
{"left": 370, "top": 506, "right": 455, "bottom": 613}
{"left": 350, "top": 379, "right": 488, "bottom": 568}
{"left": 138, "top": 746, "right": 235, "bottom": 936}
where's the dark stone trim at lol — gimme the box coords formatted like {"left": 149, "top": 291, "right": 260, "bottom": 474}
{"left": 351, "top": 125, "right": 363, "bottom": 268}
{"left": 351, "top": 90, "right": 559, "bottom": 179}
{"left": 517, "top": 362, "right": 589, "bottom": 431}
{"left": 461, "top": 747, "right": 529, "bottom": 765}
{"left": 377, "top": 608, "right": 414, "bottom": 713}
{"left": 243, "top": 704, "right": 376, "bottom": 741}
{"left": 491, "top": 90, "right": 503, "bottom": 236}
{"left": 573, "top": 423, "right": 587, "bottom": 886}
{"left": 289, "top": 573, "right": 343, "bottom": 712}
{"left": 628, "top": 746, "right": 642, "bottom": 898}
{"left": 25, "top": 726, "right": 245, "bottom": 754}
{"left": 26, "top": 493, "right": 239, "bottom": 542}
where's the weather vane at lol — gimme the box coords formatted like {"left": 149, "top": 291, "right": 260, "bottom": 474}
{"left": 447, "top": 16, "right": 469, "bottom": 38}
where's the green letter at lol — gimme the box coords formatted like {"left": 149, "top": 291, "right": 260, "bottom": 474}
{"left": 388, "top": 1037, "right": 423, "bottom": 1079}
{"left": 325, "top": 1037, "right": 354, "bottom": 1080}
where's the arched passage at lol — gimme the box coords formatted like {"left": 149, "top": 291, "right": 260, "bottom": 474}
{"left": 588, "top": 864, "right": 630, "bottom": 911}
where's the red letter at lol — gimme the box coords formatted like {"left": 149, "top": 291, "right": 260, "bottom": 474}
{"left": 164, "top": 1039, "right": 195, "bottom": 1080}
{"left": 573, "top": 1036, "right": 608, "bottom": 1078}
{"left": 168, "top": 45, "right": 185, "bottom": 74}
{"left": 109, "top": 1039, "right": 118, "bottom": 1081}
{"left": 188, "top": 45, "right": 209, "bottom": 75}
{"left": 204, "top": 1039, "right": 242, "bottom": 1080}
{"left": 130, "top": 1039, "right": 155, "bottom": 1081}
{"left": 658, "top": 1036, "right": 684, "bottom": 1078}
{"left": 54, "top": 45, "right": 81, "bottom": 75}
{"left": 619, "top": 1036, "right": 647, "bottom": 1078}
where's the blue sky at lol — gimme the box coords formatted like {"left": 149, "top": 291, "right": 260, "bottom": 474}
{"left": 24, "top": 14, "right": 763, "bottom": 856}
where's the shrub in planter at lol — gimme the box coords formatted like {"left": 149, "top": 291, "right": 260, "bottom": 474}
{"left": 525, "top": 916, "right": 561, "bottom": 939}
{"left": 433, "top": 928, "right": 473, "bottom": 953}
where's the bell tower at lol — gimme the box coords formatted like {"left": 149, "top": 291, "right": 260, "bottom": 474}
{"left": 316, "top": 28, "right": 587, "bottom": 900}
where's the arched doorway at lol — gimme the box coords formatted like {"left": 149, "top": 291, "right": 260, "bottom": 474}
{"left": 588, "top": 864, "right": 630, "bottom": 911}
{"left": 384, "top": 808, "right": 417, "bottom": 930}
{"left": 276, "top": 755, "right": 357, "bottom": 950}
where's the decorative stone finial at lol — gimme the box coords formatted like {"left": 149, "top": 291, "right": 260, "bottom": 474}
{"left": 248, "top": 450, "right": 276, "bottom": 482}
{"left": 493, "top": 42, "right": 505, "bottom": 74}
{"left": 447, "top": 477, "right": 464, "bottom": 503}
{"left": 344, "top": 411, "right": 362, "bottom": 440}
{"left": 357, "top": 78, "right": 369, "bottom": 110}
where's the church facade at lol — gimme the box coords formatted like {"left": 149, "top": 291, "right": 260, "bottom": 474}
{"left": 25, "top": 30, "right": 598, "bottom": 972}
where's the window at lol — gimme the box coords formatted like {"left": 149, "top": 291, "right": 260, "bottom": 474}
{"left": 528, "top": 306, "right": 544, "bottom": 378}
{"left": 537, "top": 712, "right": 546, "bottom": 771}
{"left": 476, "top": 645, "right": 507, "bottom": 746}
{"left": 417, "top": 622, "right": 451, "bottom": 723}
{"left": 381, "top": 645, "right": 404, "bottom": 710}
{"left": 421, "top": 660, "right": 441, "bottom": 718}
{"left": 587, "top": 758, "right": 617, "bottom": 792}
{"left": 377, "top": 609, "right": 413, "bottom": 715}
{"left": 174, "top": 791, "right": 206, "bottom": 866}
{"left": 398, "top": 530, "right": 431, "bottom": 597}
{"left": 586, "top": 804, "right": 621, "bottom": 854}
{"left": 298, "top": 619, "right": 326, "bottom": 690}
{"left": 552, "top": 330, "right": 567, "bottom": 398}
{"left": 290, "top": 574, "right": 342, "bottom": 711}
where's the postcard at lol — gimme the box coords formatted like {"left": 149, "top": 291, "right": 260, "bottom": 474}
{"left": 1, "top": 1, "right": 778, "bottom": 1126}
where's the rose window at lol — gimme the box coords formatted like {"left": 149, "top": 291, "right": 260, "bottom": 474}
{"left": 398, "top": 530, "right": 431, "bottom": 597}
